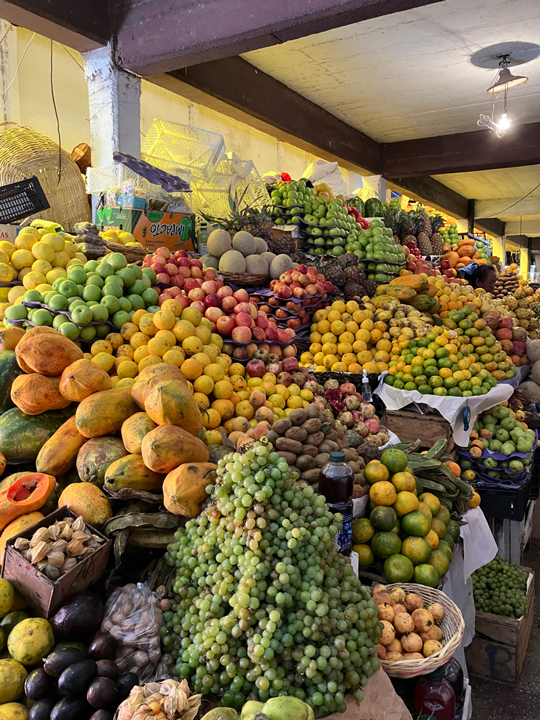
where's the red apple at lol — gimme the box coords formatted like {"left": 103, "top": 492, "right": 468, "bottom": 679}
{"left": 205, "top": 306, "right": 224, "bottom": 322}
{"left": 268, "top": 296, "right": 280, "bottom": 307}
{"left": 266, "top": 324, "right": 279, "bottom": 342}
{"left": 176, "top": 295, "right": 190, "bottom": 310}
{"left": 178, "top": 257, "right": 191, "bottom": 267}
{"left": 235, "top": 302, "right": 252, "bottom": 315}
{"left": 217, "top": 285, "right": 233, "bottom": 299}
{"left": 156, "top": 247, "right": 171, "bottom": 260}
{"left": 293, "top": 287, "right": 307, "bottom": 300}
{"left": 168, "top": 286, "right": 181, "bottom": 297}
{"left": 156, "top": 273, "right": 170, "bottom": 284}
{"left": 282, "top": 344, "right": 296, "bottom": 358}
{"left": 152, "top": 262, "right": 166, "bottom": 274}
{"left": 215, "top": 278, "right": 224, "bottom": 289}
{"left": 157, "top": 293, "right": 172, "bottom": 306}
{"left": 188, "top": 288, "right": 206, "bottom": 302}
{"left": 324, "top": 281, "right": 333, "bottom": 292}
{"left": 190, "top": 301, "right": 205, "bottom": 314}
{"left": 259, "top": 304, "right": 271, "bottom": 314}
{"left": 232, "top": 326, "right": 252, "bottom": 342}
{"left": 297, "top": 264, "right": 308, "bottom": 274}
{"left": 277, "top": 284, "right": 292, "bottom": 300}
{"left": 203, "top": 268, "right": 217, "bottom": 280}
{"left": 256, "top": 313, "right": 269, "bottom": 329}
{"left": 190, "top": 259, "right": 203, "bottom": 269}
{"left": 235, "top": 312, "right": 252, "bottom": 327}
{"left": 184, "top": 278, "right": 201, "bottom": 292}
{"left": 305, "top": 284, "right": 317, "bottom": 296}
{"left": 191, "top": 266, "right": 202, "bottom": 278}
{"left": 165, "top": 263, "right": 178, "bottom": 276}
{"left": 276, "top": 308, "right": 288, "bottom": 319}
{"left": 233, "top": 288, "right": 249, "bottom": 303}
{"left": 221, "top": 296, "right": 238, "bottom": 313}
{"left": 252, "top": 326, "right": 267, "bottom": 341}
{"left": 204, "top": 293, "right": 220, "bottom": 308}
{"left": 291, "top": 270, "right": 301, "bottom": 283}
{"left": 176, "top": 266, "right": 191, "bottom": 279}
{"left": 217, "top": 315, "right": 236, "bottom": 336}
{"left": 171, "top": 275, "right": 184, "bottom": 287}
{"left": 269, "top": 280, "right": 278, "bottom": 291}
{"left": 201, "top": 280, "right": 218, "bottom": 295}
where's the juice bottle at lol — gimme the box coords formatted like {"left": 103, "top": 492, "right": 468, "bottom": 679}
{"left": 319, "top": 451, "right": 354, "bottom": 555}
{"left": 414, "top": 666, "right": 456, "bottom": 720}
{"left": 444, "top": 657, "right": 464, "bottom": 715}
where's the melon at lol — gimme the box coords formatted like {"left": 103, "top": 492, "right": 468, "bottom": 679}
{"left": 245, "top": 256, "right": 268, "bottom": 275}
{"left": 261, "top": 252, "right": 276, "bottom": 267}
{"left": 269, "top": 254, "right": 294, "bottom": 279}
{"left": 207, "top": 229, "right": 231, "bottom": 258}
{"left": 219, "top": 249, "right": 246, "bottom": 274}
{"left": 232, "top": 231, "right": 257, "bottom": 257}
{"left": 200, "top": 254, "right": 220, "bottom": 270}
{"left": 254, "top": 237, "right": 268, "bottom": 254}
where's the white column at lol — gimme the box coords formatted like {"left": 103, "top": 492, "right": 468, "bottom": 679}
{"left": 0, "top": 22, "right": 21, "bottom": 125}
{"left": 83, "top": 44, "right": 141, "bottom": 167}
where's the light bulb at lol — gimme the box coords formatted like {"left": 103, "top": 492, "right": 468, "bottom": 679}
{"left": 498, "top": 113, "right": 511, "bottom": 129}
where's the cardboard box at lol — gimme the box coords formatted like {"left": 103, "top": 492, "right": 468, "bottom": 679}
{"left": 0, "top": 225, "right": 19, "bottom": 243}
{"left": 96, "top": 206, "right": 195, "bottom": 253}
{"left": 465, "top": 567, "right": 534, "bottom": 684}
{"left": 385, "top": 408, "right": 455, "bottom": 453}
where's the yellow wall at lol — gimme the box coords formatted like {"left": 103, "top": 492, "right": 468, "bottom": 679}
{"left": 7, "top": 28, "right": 366, "bottom": 194}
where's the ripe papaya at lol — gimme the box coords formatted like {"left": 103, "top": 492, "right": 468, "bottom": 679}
{"left": 15, "top": 327, "right": 83, "bottom": 376}
{"left": 131, "top": 363, "right": 188, "bottom": 409}
{"left": 144, "top": 380, "right": 203, "bottom": 435}
{"left": 36, "top": 416, "right": 88, "bottom": 477}
{"left": 410, "top": 295, "right": 442, "bottom": 313}
{"left": 0, "top": 474, "right": 56, "bottom": 532}
{"left": 121, "top": 412, "right": 157, "bottom": 454}
{"left": 390, "top": 274, "right": 429, "bottom": 292}
{"left": 104, "top": 454, "right": 164, "bottom": 492}
{"left": 0, "top": 327, "right": 25, "bottom": 352}
{"left": 76, "top": 387, "right": 138, "bottom": 438}
{"left": 375, "top": 284, "right": 417, "bottom": 302}
{"left": 11, "top": 374, "right": 71, "bottom": 415}
{"left": 0, "top": 512, "right": 44, "bottom": 564}
{"left": 58, "top": 482, "right": 112, "bottom": 526}
{"left": 59, "top": 359, "right": 112, "bottom": 402}
{"left": 141, "top": 424, "right": 209, "bottom": 474}
{"left": 163, "top": 462, "right": 217, "bottom": 516}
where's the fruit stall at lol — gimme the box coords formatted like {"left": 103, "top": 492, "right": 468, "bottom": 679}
{"left": 0, "top": 149, "right": 537, "bottom": 720}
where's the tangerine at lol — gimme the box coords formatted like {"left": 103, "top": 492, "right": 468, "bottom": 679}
{"left": 364, "top": 461, "right": 390, "bottom": 484}
{"left": 369, "top": 481, "right": 397, "bottom": 507}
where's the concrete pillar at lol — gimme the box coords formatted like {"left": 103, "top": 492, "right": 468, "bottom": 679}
{"left": 83, "top": 44, "right": 141, "bottom": 167}
{"left": 0, "top": 22, "right": 21, "bottom": 125}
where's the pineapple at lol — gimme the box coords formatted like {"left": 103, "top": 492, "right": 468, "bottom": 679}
{"left": 400, "top": 211, "right": 419, "bottom": 247}
{"left": 415, "top": 208, "right": 433, "bottom": 255}
{"left": 430, "top": 214, "right": 445, "bottom": 254}
{"left": 202, "top": 203, "right": 274, "bottom": 241}
{"left": 418, "top": 207, "right": 433, "bottom": 235}
{"left": 382, "top": 205, "right": 405, "bottom": 245}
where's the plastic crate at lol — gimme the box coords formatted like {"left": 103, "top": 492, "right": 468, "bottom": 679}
{"left": 191, "top": 158, "right": 268, "bottom": 217}
{"left": 477, "top": 477, "right": 531, "bottom": 521}
{"left": 0, "top": 176, "right": 49, "bottom": 222}
{"left": 531, "top": 447, "right": 540, "bottom": 501}
{"left": 142, "top": 120, "right": 225, "bottom": 181}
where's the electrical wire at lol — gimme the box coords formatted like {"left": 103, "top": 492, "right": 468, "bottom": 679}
{"left": 486, "top": 180, "right": 540, "bottom": 217}
{"left": 61, "top": 44, "right": 84, "bottom": 72}
{"left": 1, "top": 31, "right": 35, "bottom": 109}
{"left": 50, "top": 39, "right": 62, "bottom": 185}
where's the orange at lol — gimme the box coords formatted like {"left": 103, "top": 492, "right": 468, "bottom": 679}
{"left": 401, "top": 537, "right": 432, "bottom": 566}
{"left": 214, "top": 380, "right": 233, "bottom": 399}
{"left": 212, "top": 398, "right": 234, "bottom": 420}
{"left": 393, "top": 491, "right": 419, "bottom": 517}
{"left": 419, "top": 492, "right": 441, "bottom": 516}
{"left": 391, "top": 472, "right": 416, "bottom": 493}
{"left": 138, "top": 313, "right": 158, "bottom": 336}
{"left": 181, "top": 358, "right": 203, "bottom": 380}
{"left": 357, "top": 350, "right": 372, "bottom": 365}
{"left": 153, "top": 309, "right": 176, "bottom": 330}
{"left": 425, "top": 530, "right": 440, "bottom": 550}
{"left": 369, "top": 481, "right": 397, "bottom": 507}
{"left": 364, "top": 461, "right": 390, "bottom": 484}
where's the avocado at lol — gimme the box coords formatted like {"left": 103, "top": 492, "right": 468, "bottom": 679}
{"left": 29, "top": 697, "right": 58, "bottom": 720}
{"left": 88, "top": 636, "right": 115, "bottom": 661}
{"left": 96, "top": 660, "right": 120, "bottom": 681}
{"left": 87, "top": 678, "right": 120, "bottom": 710}
{"left": 58, "top": 660, "right": 98, "bottom": 697}
{"left": 117, "top": 673, "right": 139, "bottom": 699}
{"left": 55, "top": 641, "right": 88, "bottom": 654}
{"left": 52, "top": 593, "right": 104, "bottom": 639}
{"left": 90, "top": 712, "right": 114, "bottom": 720}
{"left": 51, "top": 697, "right": 90, "bottom": 720}
{"left": 25, "top": 668, "right": 54, "bottom": 701}
{"left": 44, "top": 648, "right": 86, "bottom": 678}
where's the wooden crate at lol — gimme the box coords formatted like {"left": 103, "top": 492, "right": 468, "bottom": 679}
{"left": 2, "top": 507, "right": 112, "bottom": 618}
{"left": 385, "top": 409, "right": 455, "bottom": 454}
{"left": 465, "top": 567, "right": 535, "bottom": 684}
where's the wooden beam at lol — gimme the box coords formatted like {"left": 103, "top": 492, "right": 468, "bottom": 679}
{"left": 475, "top": 217, "right": 506, "bottom": 237}
{"left": 0, "top": 0, "right": 109, "bottom": 51}
{"left": 154, "top": 57, "right": 381, "bottom": 174}
{"left": 115, "top": 0, "right": 443, "bottom": 75}
{"left": 476, "top": 196, "right": 540, "bottom": 218}
{"left": 386, "top": 175, "right": 468, "bottom": 219}
{"left": 383, "top": 122, "right": 540, "bottom": 177}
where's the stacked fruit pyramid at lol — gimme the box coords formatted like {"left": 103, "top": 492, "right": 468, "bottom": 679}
{"left": 352, "top": 446, "right": 463, "bottom": 587}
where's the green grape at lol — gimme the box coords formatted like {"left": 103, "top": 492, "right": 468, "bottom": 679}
{"left": 161, "top": 439, "right": 381, "bottom": 716}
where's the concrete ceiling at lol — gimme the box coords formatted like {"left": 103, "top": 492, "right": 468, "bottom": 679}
{"left": 433, "top": 166, "right": 540, "bottom": 201}
{"left": 244, "top": 0, "right": 540, "bottom": 143}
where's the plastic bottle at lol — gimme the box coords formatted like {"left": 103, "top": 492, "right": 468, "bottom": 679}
{"left": 444, "top": 658, "right": 464, "bottom": 715}
{"left": 319, "top": 451, "right": 354, "bottom": 555}
{"left": 414, "top": 666, "right": 456, "bottom": 720}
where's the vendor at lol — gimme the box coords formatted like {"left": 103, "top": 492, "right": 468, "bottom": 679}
{"left": 458, "top": 263, "right": 497, "bottom": 293}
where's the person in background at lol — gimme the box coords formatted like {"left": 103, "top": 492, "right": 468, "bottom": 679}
{"left": 458, "top": 263, "right": 497, "bottom": 293}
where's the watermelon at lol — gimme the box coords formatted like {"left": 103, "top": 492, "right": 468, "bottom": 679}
{"left": 0, "top": 406, "right": 75, "bottom": 463}
{"left": 364, "top": 198, "right": 384, "bottom": 218}
{"left": 348, "top": 197, "right": 365, "bottom": 216}
{"left": 0, "top": 351, "right": 24, "bottom": 416}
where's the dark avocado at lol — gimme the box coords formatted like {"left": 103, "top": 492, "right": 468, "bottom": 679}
{"left": 88, "top": 636, "right": 115, "bottom": 661}
{"left": 52, "top": 593, "right": 104, "bottom": 639}
{"left": 86, "top": 678, "right": 120, "bottom": 710}
{"left": 54, "top": 641, "right": 88, "bottom": 654}
{"left": 96, "top": 660, "right": 120, "bottom": 681}
{"left": 58, "top": 660, "right": 98, "bottom": 697}
{"left": 1, "top": 611, "right": 28, "bottom": 637}
{"left": 89, "top": 711, "right": 114, "bottom": 720}
{"left": 25, "top": 668, "right": 54, "bottom": 701}
{"left": 29, "top": 697, "right": 58, "bottom": 720}
{"left": 116, "top": 673, "right": 139, "bottom": 699}
{"left": 51, "top": 697, "right": 90, "bottom": 720}
{"left": 44, "top": 648, "right": 86, "bottom": 678}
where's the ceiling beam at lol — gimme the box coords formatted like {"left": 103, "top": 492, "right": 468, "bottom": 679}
{"left": 382, "top": 122, "right": 540, "bottom": 177}
{"left": 153, "top": 57, "right": 381, "bottom": 174}
{"left": 476, "top": 196, "right": 540, "bottom": 218}
{"left": 506, "top": 220, "right": 540, "bottom": 237}
{"left": 475, "top": 217, "right": 506, "bottom": 238}
{"left": 114, "top": 0, "right": 444, "bottom": 75}
{"left": 0, "top": 0, "right": 109, "bottom": 51}
{"left": 386, "top": 175, "right": 468, "bottom": 219}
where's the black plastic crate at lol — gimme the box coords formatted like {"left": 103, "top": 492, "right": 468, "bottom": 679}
{"left": 531, "top": 448, "right": 540, "bottom": 501}
{"left": 478, "top": 477, "right": 531, "bottom": 521}
{"left": 0, "top": 176, "right": 49, "bottom": 223}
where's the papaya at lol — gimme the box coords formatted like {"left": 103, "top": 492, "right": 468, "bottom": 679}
{"left": 410, "top": 295, "right": 442, "bottom": 313}
{"left": 0, "top": 474, "right": 56, "bottom": 532}
{"left": 371, "top": 295, "right": 397, "bottom": 307}
{"left": 144, "top": 380, "right": 204, "bottom": 434}
{"left": 141, "top": 424, "right": 209, "bottom": 474}
{"left": 390, "top": 274, "right": 429, "bottom": 292}
{"left": 76, "top": 437, "right": 127, "bottom": 487}
{"left": 458, "top": 245, "right": 475, "bottom": 258}
{"left": 443, "top": 251, "right": 460, "bottom": 268}
{"left": 15, "top": 327, "right": 83, "bottom": 376}
{"left": 375, "top": 284, "right": 417, "bottom": 302}
{"left": 0, "top": 351, "right": 25, "bottom": 415}
{"left": 0, "top": 659, "right": 27, "bottom": 703}
{"left": 104, "top": 454, "right": 164, "bottom": 493}
{"left": 58, "top": 482, "right": 112, "bottom": 526}
{"left": 423, "top": 283, "right": 439, "bottom": 298}
{"left": 121, "top": 412, "right": 157, "bottom": 454}
{"left": 0, "top": 406, "right": 75, "bottom": 463}
{"left": 0, "top": 474, "right": 29, "bottom": 494}
{"left": 7, "top": 618, "right": 54, "bottom": 666}
{"left": 76, "top": 387, "right": 139, "bottom": 438}
{"left": 163, "top": 462, "right": 217, "bottom": 517}
{"left": 10, "top": 374, "right": 71, "bottom": 415}
{"left": 36, "top": 416, "right": 88, "bottom": 477}
{"left": 131, "top": 363, "right": 188, "bottom": 409}
{"left": 0, "top": 513, "right": 44, "bottom": 565}
{"left": 0, "top": 328, "right": 25, "bottom": 352}
{"left": 0, "top": 453, "right": 5, "bottom": 478}
{"left": 59, "top": 359, "right": 112, "bottom": 402}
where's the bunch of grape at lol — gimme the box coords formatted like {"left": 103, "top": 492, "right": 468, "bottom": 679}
{"left": 472, "top": 557, "right": 529, "bottom": 618}
{"left": 162, "top": 439, "right": 381, "bottom": 716}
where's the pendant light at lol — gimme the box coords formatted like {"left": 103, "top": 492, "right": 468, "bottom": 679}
{"left": 487, "top": 56, "right": 528, "bottom": 93}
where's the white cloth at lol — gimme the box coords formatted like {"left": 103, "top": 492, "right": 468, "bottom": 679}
{"left": 302, "top": 160, "right": 348, "bottom": 197}
{"left": 375, "top": 376, "right": 513, "bottom": 447}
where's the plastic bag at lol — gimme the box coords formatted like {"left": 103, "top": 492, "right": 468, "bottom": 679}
{"left": 99, "top": 582, "right": 163, "bottom": 682}
{"left": 302, "top": 160, "right": 347, "bottom": 197}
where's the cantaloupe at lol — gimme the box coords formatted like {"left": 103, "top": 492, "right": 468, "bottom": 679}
{"left": 232, "top": 231, "right": 257, "bottom": 257}
{"left": 219, "top": 249, "right": 246, "bottom": 274}
{"left": 261, "top": 252, "right": 276, "bottom": 267}
{"left": 254, "top": 237, "right": 268, "bottom": 254}
{"left": 269, "top": 254, "right": 294, "bottom": 279}
{"left": 207, "top": 229, "right": 231, "bottom": 258}
{"left": 245, "top": 256, "right": 268, "bottom": 274}
{"left": 200, "top": 254, "right": 219, "bottom": 270}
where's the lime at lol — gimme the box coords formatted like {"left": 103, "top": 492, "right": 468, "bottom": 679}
{"left": 32, "top": 308, "right": 53, "bottom": 326}
{"left": 118, "top": 296, "right": 132, "bottom": 312}
{"left": 96, "top": 263, "right": 115, "bottom": 278}
{"left": 141, "top": 268, "right": 156, "bottom": 284}
{"left": 91, "top": 304, "right": 109, "bottom": 323}
{"left": 131, "top": 279, "right": 148, "bottom": 296}
{"left": 127, "top": 294, "right": 145, "bottom": 311}
{"left": 112, "top": 310, "right": 131, "bottom": 330}
{"left": 107, "top": 252, "right": 128, "bottom": 271}
{"left": 101, "top": 295, "right": 121, "bottom": 314}
{"left": 82, "top": 285, "right": 102, "bottom": 302}
{"left": 72, "top": 305, "right": 93, "bottom": 325}
{"left": 58, "top": 279, "right": 78, "bottom": 298}
{"left": 80, "top": 325, "right": 97, "bottom": 342}
{"left": 60, "top": 322, "right": 80, "bottom": 340}
{"left": 142, "top": 288, "right": 159, "bottom": 306}
{"left": 67, "top": 266, "right": 87, "bottom": 284}
{"left": 116, "top": 267, "right": 136, "bottom": 287}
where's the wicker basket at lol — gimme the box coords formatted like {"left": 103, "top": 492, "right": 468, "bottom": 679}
{"left": 220, "top": 272, "right": 268, "bottom": 287}
{"left": 0, "top": 123, "right": 90, "bottom": 231}
{"left": 379, "top": 583, "right": 465, "bottom": 678}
